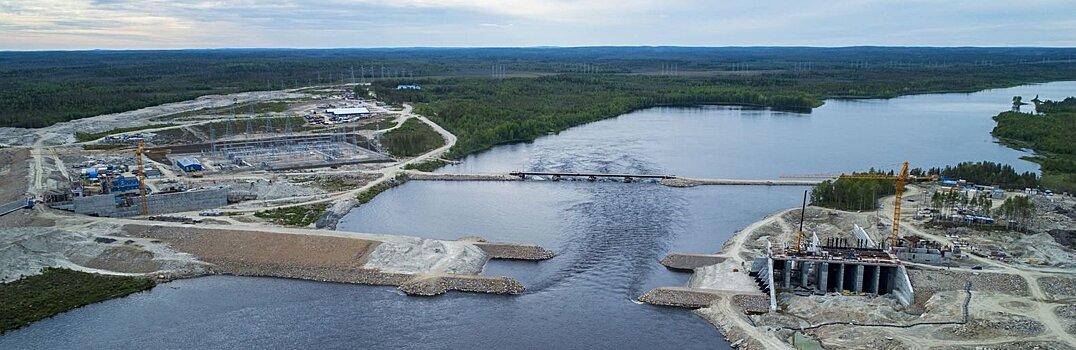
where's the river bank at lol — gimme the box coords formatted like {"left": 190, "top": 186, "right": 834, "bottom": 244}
{"left": 118, "top": 224, "right": 553, "bottom": 296}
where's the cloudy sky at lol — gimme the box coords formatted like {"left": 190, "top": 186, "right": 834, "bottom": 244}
{"left": 2, "top": 0, "right": 1074, "bottom": 50}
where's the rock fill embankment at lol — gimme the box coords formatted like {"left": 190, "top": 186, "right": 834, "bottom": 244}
{"left": 120, "top": 224, "right": 536, "bottom": 295}
{"left": 639, "top": 287, "right": 726, "bottom": 308}
{"left": 398, "top": 275, "right": 525, "bottom": 296}
{"left": 660, "top": 253, "right": 727, "bottom": 271}
{"left": 473, "top": 242, "right": 555, "bottom": 260}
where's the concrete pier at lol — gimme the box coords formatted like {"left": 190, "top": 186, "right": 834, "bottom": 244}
{"left": 816, "top": 262, "right": 829, "bottom": 293}
{"left": 835, "top": 263, "right": 845, "bottom": 292}
{"left": 799, "top": 261, "right": 811, "bottom": 288}
{"left": 853, "top": 265, "right": 865, "bottom": 292}
{"left": 871, "top": 266, "right": 882, "bottom": 294}
{"left": 783, "top": 260, "right": 793, "bottom": 288}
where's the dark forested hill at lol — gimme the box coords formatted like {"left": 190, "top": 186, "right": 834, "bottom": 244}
{"left": 3, "top": 47, "right": 1076, "bottom": 128}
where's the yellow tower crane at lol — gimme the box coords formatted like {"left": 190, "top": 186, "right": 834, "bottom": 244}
{"left": 136, "top": 140, "right": 149, "bottom": 216}
{"left": 783, "top": 162, "right": 919, "bottom": 250}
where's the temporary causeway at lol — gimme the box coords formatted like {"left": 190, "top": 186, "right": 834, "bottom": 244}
{"left": 121, "top": 224, "right": 553, "bottom": 296}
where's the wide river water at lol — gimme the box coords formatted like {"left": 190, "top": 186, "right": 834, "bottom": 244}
{"left": 3, "top": 81, "right": 1074, "bottom": 349}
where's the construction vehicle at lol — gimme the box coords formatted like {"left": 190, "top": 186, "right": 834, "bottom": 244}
{"left": 783, "top": 162, "right": 923, "bottom": 250}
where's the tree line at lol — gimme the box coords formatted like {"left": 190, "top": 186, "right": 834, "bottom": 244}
{"left": 809, "top": 171, "right": 898, "bottom": 211}
{"left": 5, "top": 48, "right": 1076, "bottom": 128}
{"left": 992, "top": 97, "right": 1076, "bottom": 193}
{"left": 910, "top": 161, "right": 1039, "bottom": 189}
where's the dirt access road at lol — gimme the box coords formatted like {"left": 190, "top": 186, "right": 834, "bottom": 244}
{"left": 877, "top": 187, "right": 1076, "bottom": 347}
{"left": 211, "top": 103, "right": 457, "bottom": 214}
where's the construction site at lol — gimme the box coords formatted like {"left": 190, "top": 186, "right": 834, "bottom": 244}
{"left": 164, "top": 133, "right": 389, "bottom": 172}
{"left": 2, "top": 81, "right": 1075, "bottom": 350}
{"left": 638, "top": 162, "right": 1076, "bottom": 349}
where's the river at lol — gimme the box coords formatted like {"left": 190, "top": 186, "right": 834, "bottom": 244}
{"left": 3, "top": 81, "right": 1073, "bottom": 349}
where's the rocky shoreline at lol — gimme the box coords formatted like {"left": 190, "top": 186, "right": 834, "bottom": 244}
{"left": 120, "top": 224, "right": 545, "bottom": 296}
{"left": 473, "top": 242, "right": 556, "bottom": 260}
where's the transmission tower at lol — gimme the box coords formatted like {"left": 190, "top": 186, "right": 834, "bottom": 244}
{"left": 209, "top": 123, "right": 217, "bottom": 153}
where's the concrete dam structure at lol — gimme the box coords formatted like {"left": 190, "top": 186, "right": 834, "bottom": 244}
{"left": 754, "top": 241, "right": 914, "bottom": 307}
{"left": 71, "top": 187, "right": 229, "bottom": 217}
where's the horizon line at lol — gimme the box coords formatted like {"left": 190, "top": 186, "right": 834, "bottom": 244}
{"left": 4, "top": 45, "right": 1076, "bottom": 53}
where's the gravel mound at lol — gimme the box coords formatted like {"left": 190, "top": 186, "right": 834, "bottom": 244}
{"left": 398, "top": 275, "right": 524, "bottom": 296}
{"left": 364, "top": 238, "right": 488, "bottom": 275}
{"left": 473, "top": 242, "right": 555, "bottom": 260}
{"left": 932, "top": 312, "right": 1044, "bottom": 339}
{"left": 638, "top": 287, "right": 724, "bottom": 308}
{"left": 1039, "top": 276, "right": 1076, "bottom": 299}
{"left": 908, "top": 269, "right": 1029, "bottom": 296}
{"left": 1056, "top": 305, "right": 1076, "bottom": 320}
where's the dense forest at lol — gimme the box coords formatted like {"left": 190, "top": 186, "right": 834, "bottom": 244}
{"left": 4, "top": 47, "right": 1076, "bottom": 128}
{"left": 373, "top": 60, "right": 1076, "bottom": 158}
{"left": 809, "top": 172, "right": 898, "bottom": 211}
{"left": 380, "top": 119, "right": 444, "bottom": 157}
{"left": 1031, "top": 96, "right": 1076, "bottom": 114}
{"left": 992, "top": 98, "right": 1076, "bottom": 193}
{"left": 911, "top": 161, "right": 1040, "bottom": 189}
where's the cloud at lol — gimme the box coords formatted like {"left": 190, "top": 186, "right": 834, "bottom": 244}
{"left": 0, "top": 0, "right": 1074, "bottom": 49}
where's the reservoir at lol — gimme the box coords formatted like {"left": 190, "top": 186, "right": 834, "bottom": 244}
{"left": 3, "top": 81, "right": 1073, "bottom": 349}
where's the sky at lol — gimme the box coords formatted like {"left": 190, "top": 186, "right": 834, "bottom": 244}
{"left": 1, "top": 0, "right": 1075, "bottom": 50}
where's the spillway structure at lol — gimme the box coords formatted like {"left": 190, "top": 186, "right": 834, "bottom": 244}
{"left": 752, "top": 235, "right": 915, "bottom": 309}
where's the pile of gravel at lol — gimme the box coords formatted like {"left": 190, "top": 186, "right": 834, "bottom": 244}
{"left": 1056, "top": 305, "right": 1076, "bottom": 320}
{"left": 734, "top": 294, "right": 771, "bottom": 314}
{"left": 473, "top": 242, "right": 555, "bottom": 260}
{"left": 398, "top": 275, "right": 524, "bottom": 296}
{"left": 638, "top": 287, "right": 723, "bottom": 308}
{"left": 943, "top": 316, "right": 1044, "bottom": 339}
{"left": 1039, "top": 276, "right": 1076, "bottom": 299}
{"left": 908, "top": 269, "right": 1028, "bottom": 296}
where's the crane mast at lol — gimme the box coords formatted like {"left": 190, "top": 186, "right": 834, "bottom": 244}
{"left": 889, "top": 162, "right": 909, "bottom": 247}
{"left": 786, "top": 161, "right": 913, "bottom": 252}
{"left": 137, "top": 140, "right": 148, "bottom": 216}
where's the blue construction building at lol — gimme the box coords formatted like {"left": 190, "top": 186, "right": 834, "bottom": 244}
{"left": 176, "top": 157, "right": 204, "bottom": 172}
{"left": 110, "top": 176, "right": 141, "bottom": 193}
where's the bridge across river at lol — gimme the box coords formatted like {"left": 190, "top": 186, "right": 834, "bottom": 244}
{"left": 509, "top": 171, "right": 676, "bottom": 181}
{"left": 406, "top": 171, "right": 820, "bottom": 186}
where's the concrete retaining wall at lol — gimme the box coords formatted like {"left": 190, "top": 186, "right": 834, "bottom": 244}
{"left": 853, "top": 224, "right": 876, "bottom": 248}
{"left": 73, "top": 187, "right": 229, "bottom": 217}
{"left": 891, "top": 265, "right": 915, "bottom": 306}
{"left": 895, "top": 247, "right": 951, "bottom": 265}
